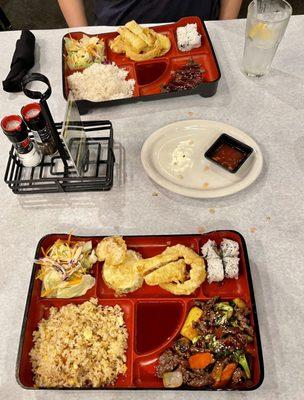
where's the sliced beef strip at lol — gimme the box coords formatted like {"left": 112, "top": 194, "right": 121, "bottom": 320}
{"left": 193, "top": 319, "right": 213, "bottom": 337}
{"left": 235, "top": 310, "right": 254, "bottom": 336}
{"left": 186, "top": 370, "right": 215, "bottom": 388}
{"left": 173, "top": 338, "right": 191, "bottom": 357}
{"left": 194, "top": 296, "right": 219, "bottom": 311}
{"left": 189, "top": 337, "right": 207, "bottom": 354}
{"left": 232, "top": 367, "right": 244, "bottom": 385}
{"left": 156, "top": 349, "right": 180, "bottom": 378}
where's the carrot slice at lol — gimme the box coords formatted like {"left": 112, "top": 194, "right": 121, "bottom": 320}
{"left": 213, "top": 362, "right": 237, "bottom": 388}
{"left": 189, "top": 352, "right": 214, "bottom": 369}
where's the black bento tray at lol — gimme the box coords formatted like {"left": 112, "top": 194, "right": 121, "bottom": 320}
{"left": 62, "top": 17, "right": 221, "bottom": 115}
{"left": 16, "top": 231, "right": 264, "bottom": 390}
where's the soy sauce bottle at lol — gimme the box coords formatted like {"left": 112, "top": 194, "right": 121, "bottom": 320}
{"left": 21, "top": 102, "right": 57, "bottom": 155}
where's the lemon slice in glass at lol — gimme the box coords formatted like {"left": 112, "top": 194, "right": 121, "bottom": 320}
{"left": 248, "top": 22, "right": 273, "bottom": 40}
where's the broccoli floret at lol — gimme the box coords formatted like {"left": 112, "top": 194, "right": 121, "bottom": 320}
{"left": 215, "top": 302, "right": 234, "bottom": 325}
{"left": 233, "top": 350, "right": 251, "bottom": 379}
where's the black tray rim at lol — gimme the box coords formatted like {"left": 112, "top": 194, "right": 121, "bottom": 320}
{"left": 16, "top": 230, "right": 264, "bottom": 391}
{"left": 61, "top": 17, "right": 222, "bottom": 112}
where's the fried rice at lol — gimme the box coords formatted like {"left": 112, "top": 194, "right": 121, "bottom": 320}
{"left": 30, "top": 298, "right": 128, "bottom": 388}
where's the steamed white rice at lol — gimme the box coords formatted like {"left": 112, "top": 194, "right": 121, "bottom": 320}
{"left": 176, "top": 23, "right": 201, "bottom": 52}
{"left": 220, "top": 239, "right": 239, "bottom": 279}
{"left": 223, "top": 257, "right": 239, "bottom": 279}
{"left": 68, "top": 63, "right": 135, "bottom": 102}
{"left": 206, "top": 258, "right": 224, "bottom": 283}
{"left": 220, "top": 239, "right": 239, "bottom": 258}
{"left": 201, "top": 240, "right": 220, "bottom": 259}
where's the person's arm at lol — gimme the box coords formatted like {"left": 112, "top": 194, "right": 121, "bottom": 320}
{"left": 58, "top": 0, "right": 88, "bottom": 27}
{"left": 219, "top": 0, "right": 243, "bottom": 20}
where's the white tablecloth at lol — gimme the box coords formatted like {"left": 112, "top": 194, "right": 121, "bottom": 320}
{"left": 0, "top": 16, "right": 303, "bottom": 400}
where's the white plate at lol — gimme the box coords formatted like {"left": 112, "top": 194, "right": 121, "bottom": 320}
{"left": 141, "top": 120, "right": 263, "bottom": 198}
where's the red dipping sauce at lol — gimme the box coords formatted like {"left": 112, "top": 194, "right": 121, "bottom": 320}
{"left": 211, "top": 143, "right": 246, "bottom": 171}
{"left": 136, "top": 302, "right": 182, "bottom": 354}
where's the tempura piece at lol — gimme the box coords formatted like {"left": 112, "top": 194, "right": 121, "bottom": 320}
{"left": 118, "top": 27, "right": 146, "bottom": 53}
{"left": 144, "top": 259, "right": 186, "bottom": 286}
{"left": 159, "top": 245, "right": 206, "bottom": 295}
{"left": 158, "top": 33, "right": 171, "bottom": 55}
{"left": 102, "top": 250, "right": 143, "bottom": 295}
{"left": 125, "top": 20, "right": 154, "bottom": 46}
{"left": 109, "top": 20, "right": 171, "bottom": 62}
{"left": 136, "top": 245, "right": 181, "bottom": 276}
{"left": 136, "top": 244, "right": 206, "bottom": 295}
{"left": 96, "top": 236, "right": 127, "bottom": 265}
{"left": 110, "top": 36, "right": 127, "bottom": 54}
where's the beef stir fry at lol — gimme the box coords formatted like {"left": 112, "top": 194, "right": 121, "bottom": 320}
{"left": 156, "top": 296, "right": 254, "bottom": 388}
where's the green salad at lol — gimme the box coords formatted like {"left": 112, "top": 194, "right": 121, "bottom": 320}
{"left": 36, "top": 237, "right": 97, "bottom": 298}
{"left": 64, "top": 34, "right": 105, "bottom": 70}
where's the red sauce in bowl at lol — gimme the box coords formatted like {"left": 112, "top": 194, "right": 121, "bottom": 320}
{"left": 211, "top": 143, "right": 246, "bottom": 171}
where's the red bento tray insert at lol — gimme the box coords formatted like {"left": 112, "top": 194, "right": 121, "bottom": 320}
{"left": 17, "top": 231, "right": 263, "bottom": 390}
{"left": 62, "top": 16, "right": 221, "bottom": 101}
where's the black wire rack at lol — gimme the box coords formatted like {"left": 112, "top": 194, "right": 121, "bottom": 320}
{"left": 4, "top": 120, "right": 115, "bottom": 194}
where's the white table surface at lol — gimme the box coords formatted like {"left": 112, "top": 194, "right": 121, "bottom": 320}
{"left": 0, "top": 16, "right": 303, "bottom": 400}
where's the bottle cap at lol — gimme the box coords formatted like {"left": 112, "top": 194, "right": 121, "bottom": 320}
{"left": 1, "top": 115, "right": 28, "bottom": 143}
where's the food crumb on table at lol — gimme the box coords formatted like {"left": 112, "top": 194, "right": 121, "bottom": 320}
{"left": 187, "top": 111, "right": 194, "bottom": 117}
{"left": 202, "top": 182, "right": 209, "bottom": 189}
{"left": 250, "top": 227, "right": 257, "bottom": 233}
{"left": 152, "top": 192, "right": 159, "bottom": 196}
{"left": 209, "top": 208, "right": 216, "bottom": 214}
{"left": 204, "top": 165, "right": 210, "bottom": 171}
{"left": 266, "top": 216, "right": 271, "bottom": 221}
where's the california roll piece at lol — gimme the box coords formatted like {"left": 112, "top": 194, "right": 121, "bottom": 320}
{"left": 176, "top": 23, "right": 201, "bottom": 52}
{"left": 220, "top": 238, "right": 239, "bottom": 258}
{"left": 206, "top": 258, "right": 224, "bottom": 283}
{"left": 201, "top": 240, "right": 221, "bottom": 259}
{"left": 223, "top": 257, "right": 239, "bottom": 279}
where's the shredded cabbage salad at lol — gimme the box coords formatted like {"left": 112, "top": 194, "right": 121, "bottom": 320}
{"left": 36, "top": 237, "right": 97, "bottom": 298}
{"left": 64, "top": 34, "right": 105, "bottom": 70}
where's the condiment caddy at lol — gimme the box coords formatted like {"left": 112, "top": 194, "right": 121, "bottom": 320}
{"left": 2, "top": 73, "right": 115, "bottom": 194}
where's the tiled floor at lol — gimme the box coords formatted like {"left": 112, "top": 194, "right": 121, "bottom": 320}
{"left": 1, "top": 0, "right": 302, "bottom": 30}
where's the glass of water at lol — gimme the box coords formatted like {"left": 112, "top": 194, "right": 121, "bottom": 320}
{"left": 243, "top": 0, "right": 292, "bottom": 78}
